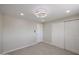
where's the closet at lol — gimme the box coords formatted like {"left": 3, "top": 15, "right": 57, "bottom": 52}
{"left": 65, "top": 20, "right": 79, "bottom": 54}
{"left": 51, "top": 20, "right": 79, "bottom": 54}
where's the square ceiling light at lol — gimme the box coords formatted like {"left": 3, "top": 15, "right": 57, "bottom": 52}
{"left": 32, "top": 8, "right": 47, "bottom": 18}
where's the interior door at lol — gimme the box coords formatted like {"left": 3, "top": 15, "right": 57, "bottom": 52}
{"left": 65, "top": 20, "right": 79, "bottom": 54}
{"left": 52, "top": 22, "right": 64, "bottom": 49}
{"left": 36, "top": 24, "right": 43, "bottom": 42}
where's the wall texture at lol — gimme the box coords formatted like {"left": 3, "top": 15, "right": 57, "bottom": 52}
{"left": 65, "top": 20, "right": 79, "bottom": 54}
{"left": 2, "top": 15, "right": 42, "bottom": 53}
{"left": 43, "top": 23, "right": 52, "bottom": 44}
{"left": 0, "top": 14, "right": 2, "bottom": 54}
{"left": 43, "top": 21, "right": 64, "bottom": 49}
{"left": 43, "top": 15, "right": 79, "bottom": 45}
{"left": 43, "top": 15, "right": 79, "bottom": 54}
{"left": 52, "top": 22, "right": 64, "bottom": 49}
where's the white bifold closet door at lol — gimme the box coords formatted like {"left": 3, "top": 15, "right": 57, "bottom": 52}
{"left": 52, "top": 22, "right": 64, "bottom": 49}
{"left": 65, "top": 20, "right": 79, "bottom": 54}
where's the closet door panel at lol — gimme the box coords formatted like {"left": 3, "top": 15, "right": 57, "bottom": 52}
{"left": 65, "top": 20, "right": 79, "bottom": 54}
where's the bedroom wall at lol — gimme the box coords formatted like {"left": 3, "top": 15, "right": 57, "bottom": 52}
{"left": 43, "top": 15, "right": 79, "bottom": 45}
{"left": 43, "top": 23, "right": 52, "bottom": 44}
{"left": 43, "top": 21, "right": 64, "bottom": 49}
{"left": 2, "top": 15, "right": 43, "bottom": 53}
{"left": 43, "top": 15, "right": 79, "bottom": 54}
{"left": 65, "top": 20, "right": 79, "bottom": 54}
{"left": 52, "top": 21, "right": 64, "bottom": 49}
{"left": 0, "top": 14, "right": 2, "bottom": 54}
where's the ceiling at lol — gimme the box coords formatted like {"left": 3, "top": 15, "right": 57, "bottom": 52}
{"left": 0, "top": 4, "right": 79, "bottom": 23}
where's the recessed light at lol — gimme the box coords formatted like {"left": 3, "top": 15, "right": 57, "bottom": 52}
{"left": 20, "top": 13, "right": 24, "bottom": 16}
{"left": 66, "top": 10, "right": 70, "bottom": 13}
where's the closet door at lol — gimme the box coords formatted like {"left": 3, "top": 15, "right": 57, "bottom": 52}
{"left": 65, "top": 20, "right": 79, "bottom": 54}
{"left": 52, "top": 22, "right": 64, "bottom": 49}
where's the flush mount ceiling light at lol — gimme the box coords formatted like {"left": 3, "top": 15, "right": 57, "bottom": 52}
{"left": 32, "top": 8, "right": 47, "bottom": 18}
{"left": 66, "top": 10, "right": 70, "bottom": 13}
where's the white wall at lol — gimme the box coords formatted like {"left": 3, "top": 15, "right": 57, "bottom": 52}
{"left": 0, "top": 14, "right": 2, "bottom": 54}
{"left": 43, "top": 15, "right": 79, "bottom": 54}
{"left": 52, "top": 22, "right": 64, "bottom": 49}
{"left": 43, "top": 23, "right": 52, "bottom": 44}
{"left": 43, "top": 21, "right": 64, "bottom": 49}
{"left": 1, "top": 13, "right": 79, "bottom": 54}
{"left": 65, "top": 20, "right": 79, "bottom": 54}
{"left": 2, "top": 15, "right": 42, "bottom": 53}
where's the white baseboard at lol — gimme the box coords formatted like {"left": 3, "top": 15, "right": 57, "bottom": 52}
{"left": 2, "top": 42, "right": 40, "bottom": 55}
{"left": 43, "top": 42, "right": 79, "bottom": 55}
{"left": 2, "top": 41, "right": 78, "bottom": 55}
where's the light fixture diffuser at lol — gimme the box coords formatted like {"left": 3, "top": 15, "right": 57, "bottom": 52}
{"left": 32, "top": 8, "right": 47, "bottom": 18}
